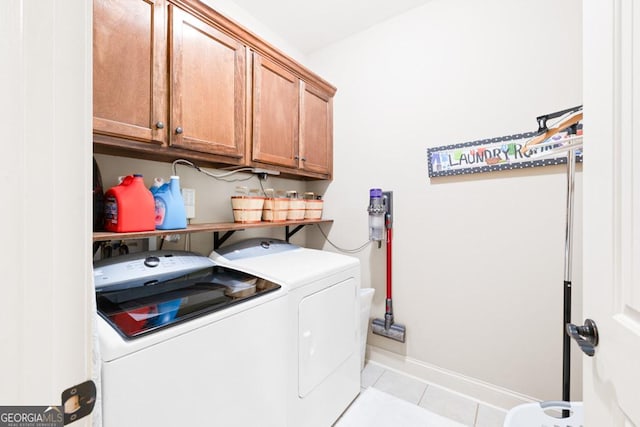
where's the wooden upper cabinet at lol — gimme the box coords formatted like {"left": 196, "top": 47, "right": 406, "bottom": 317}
{"left": 252, "top": 53, "right": 334, "bottom": 178}
{"left": 169, "top": 5, "right": 246, "bottom": 159}
{"left": 93, "top": 0, "right": 167, "bottom": 144}
{"left": 299, "top": 82, "right": 333, "bottom": 176}
{"left": 93, "top": 0, "right": 334, "bottom": 178}
{"left": 252, "top": 53, "right": 300, "bottom": 169}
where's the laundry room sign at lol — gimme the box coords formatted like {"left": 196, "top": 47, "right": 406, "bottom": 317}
{"left": 427, "top": 127, "right": 583, "bottom": 177}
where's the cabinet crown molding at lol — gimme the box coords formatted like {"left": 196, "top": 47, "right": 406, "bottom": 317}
{"left": 170, "top": 0, "right": 337, "bottom": 96}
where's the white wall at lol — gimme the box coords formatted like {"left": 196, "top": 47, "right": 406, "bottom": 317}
{"left": 201, "top": 0, "right": 307, "bottom": 64}
{"left": 306, "top": 0, "right": 583, "bottom": 407}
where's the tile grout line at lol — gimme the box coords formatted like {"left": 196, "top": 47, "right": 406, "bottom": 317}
{"left": 472, "top": 402, "right": 479, "bottom": 427}
{"left": 417, "top": 382, "right": 430, "bottom": 407}
{"left": 370, "top": 367, "right": 385, "bottom": 388}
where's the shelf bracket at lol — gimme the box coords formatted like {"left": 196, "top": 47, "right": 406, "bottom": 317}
{"left": 214, "top": 230, "right": 237, "bottom": 250}
{"left": 285, "top": 225, "right": 306, "bottom": 242}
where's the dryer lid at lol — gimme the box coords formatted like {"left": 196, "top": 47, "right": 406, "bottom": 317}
{"left": 215, "top": 238, "right": 299, "bottom": 260}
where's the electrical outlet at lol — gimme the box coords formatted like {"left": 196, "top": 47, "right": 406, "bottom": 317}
{"left": 251, "top": 168, "right": 280, "bottom": 176}
{"left": 182, "top": 188, "right": 196, "bottom": 219}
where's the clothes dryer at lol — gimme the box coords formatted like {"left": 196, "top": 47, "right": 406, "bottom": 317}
{"left": 211, "top": 239, "right": 361, "bottom": 427}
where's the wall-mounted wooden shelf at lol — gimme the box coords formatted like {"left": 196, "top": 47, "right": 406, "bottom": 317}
{"left": 93, "top": 219, "right": 334, "bottom": 247}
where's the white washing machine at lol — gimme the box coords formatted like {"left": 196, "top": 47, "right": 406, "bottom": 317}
{"left": 210, "top": 239, "right": 361, "bottom": 427}
{"left": 94, "top": 250, "right": 288, "bottom": 427}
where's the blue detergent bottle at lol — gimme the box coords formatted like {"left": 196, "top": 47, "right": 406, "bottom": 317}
{"left": 151, "top": 175, "right": 187, "bottom": 230}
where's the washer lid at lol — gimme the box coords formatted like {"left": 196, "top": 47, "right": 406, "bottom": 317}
{"left": 96, "top": 267, "right": 281, "bottom": 339}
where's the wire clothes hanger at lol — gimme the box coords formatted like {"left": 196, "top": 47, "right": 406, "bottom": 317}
{"left": 520, "top": 105, "right": 583, "bottom": 406}
{"left": 520, "top": 107, "right": 583, "bottom": 158}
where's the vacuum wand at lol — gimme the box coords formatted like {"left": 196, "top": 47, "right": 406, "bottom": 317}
{"left": 384, "top": 223, "right": 394, "bottom": 330}
{"left": 369, "top": 190, "right": 406, "bottom": 343}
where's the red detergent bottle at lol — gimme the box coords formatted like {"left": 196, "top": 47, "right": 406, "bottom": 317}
{"left": 104, "top": 174, "right": 156, "bottom": 232}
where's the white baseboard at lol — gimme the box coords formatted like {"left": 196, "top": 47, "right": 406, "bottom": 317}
{"left": 366, "top": 345, "right": 538, "bottom": 411}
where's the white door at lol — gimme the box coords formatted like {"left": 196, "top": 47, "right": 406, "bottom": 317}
{"left": 583, "top": 0, "right": 640, "bottom": 425}
{"left": 1, "top": 1, "right": 95, "bottom": 425}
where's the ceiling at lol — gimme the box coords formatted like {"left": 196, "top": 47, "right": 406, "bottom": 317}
{"left": 229, "top": 0, "right": 433, "bottom": 55}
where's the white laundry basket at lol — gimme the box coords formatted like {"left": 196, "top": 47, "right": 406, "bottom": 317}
{"left": 504, "top": 401, "right": 583, "bottom": 427}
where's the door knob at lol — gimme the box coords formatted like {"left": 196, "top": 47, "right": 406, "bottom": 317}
{"left": 175, "top": 127, "right": 183, "bottom": 134}
{"left": 566, "top": 318, "right": 599, "bottom": 356}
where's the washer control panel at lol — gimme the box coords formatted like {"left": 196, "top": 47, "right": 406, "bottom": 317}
{"left": 93, "top": 250, "right": 215, "bottom": 291}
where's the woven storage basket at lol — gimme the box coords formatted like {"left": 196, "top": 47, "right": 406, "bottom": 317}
{"left": 231, "top": 196, "right": 264, "bottom": 223}
{"left": 287, "top": 198, "right": 306, "bottom": 220}
{"left": 304, "top": 199, "right": 323, "bottom": 220}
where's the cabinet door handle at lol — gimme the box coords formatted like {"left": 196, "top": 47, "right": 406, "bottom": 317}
{"left": 301, "top": 157, "right": 307, "bottom": 162}
{"left": 175, "top": 127, "right": 183, "bottom": 135}
{"left": 155, "top": 121, "right": 164, "bottom": 129}
{"left": 294, "top": 155, "right": 299, "bottom": 160}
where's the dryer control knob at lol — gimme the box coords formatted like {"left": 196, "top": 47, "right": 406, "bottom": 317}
{"left": 144, "top": 256, "right": 160, "bottom": 268}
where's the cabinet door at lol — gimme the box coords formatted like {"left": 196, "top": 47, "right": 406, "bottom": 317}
{"left": 93, "top": 0, "right": 167, "bottom": 144}
{"left": 252, "top": 54, "right": 300, "bottom": 168}
{"left": 169, "top": 6, "right": 245, "bottom": 160}
{"left": 299, "top": 82, "right": 333, "bottom": 177}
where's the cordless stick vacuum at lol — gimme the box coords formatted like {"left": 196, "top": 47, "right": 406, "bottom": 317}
{"left": 369, "top": 189, "right": 406, "bottom": 343}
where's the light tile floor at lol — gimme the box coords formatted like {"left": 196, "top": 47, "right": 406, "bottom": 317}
{"left": 354, "top": 361, "right": 507, "bottom": 427}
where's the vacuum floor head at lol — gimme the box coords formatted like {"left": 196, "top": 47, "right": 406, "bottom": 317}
{"left": 371, "top": 317, "right": 406, "bottom": 343}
